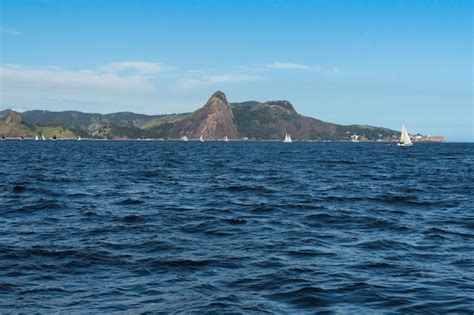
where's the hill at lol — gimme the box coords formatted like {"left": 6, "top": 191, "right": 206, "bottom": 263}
{"left": 1, "top": 91, "right": 400, "bottom": 140}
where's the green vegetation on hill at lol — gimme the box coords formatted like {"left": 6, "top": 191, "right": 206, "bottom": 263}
{"left": 233, "top": 106, "right": 283, "bottom": 139}
{"left": 34, "top": 126, "right": 79, "bottom": 139}
{"left": 0, "top": 91, "right": 401, "bottom": 140}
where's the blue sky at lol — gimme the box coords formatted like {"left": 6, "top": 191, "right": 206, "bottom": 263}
{"left": 0, "top": 0, "right": 472, "bottom": 141}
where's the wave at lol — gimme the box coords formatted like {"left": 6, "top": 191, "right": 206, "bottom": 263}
{"left": 0, "top": 141, "right": 472, "bottom": 313}
{"left": 114, "top": 198, "right": 144, "bottom": 205}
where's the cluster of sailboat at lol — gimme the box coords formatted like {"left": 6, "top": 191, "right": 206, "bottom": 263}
{"left": 181, "top": 135, "right": 229, "bottom": 142}
{"left": 2, "top": 125, "right": 414, "bottom": 145}
{"left": 282, "top": 124, "right": 412, "bottom": 145}
{"left": 180, "top": 134, "right": 293, "bottom": 142}
{"left": 34, "top": 134, "right": 47, "bottom": 141}
{"left": 32, "top": 134, "right": 81, "bottom": 141}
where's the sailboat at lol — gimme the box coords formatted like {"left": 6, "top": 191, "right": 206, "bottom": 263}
{"left": 397, "top": 124, "right": 413, "bottom": 147}
{"left": 224, "top": 136, "right": 228, "bottom": 142}
{"left": 283, "top": 133, "right": 292, "bottom": 143}
{"left": 199, "top": 136, "right": 204, "bottom": 142}
{"left": 77, "top": 136, "right": 81, "bottom": 141}
{"left": 41, "top": 134, "right": 46, "bottom": 141}
{"left": 181, "top": 136, "right": 188, "bottom": 142}
{"left": 35, "top": 134, "right": 39, "bottom": 141}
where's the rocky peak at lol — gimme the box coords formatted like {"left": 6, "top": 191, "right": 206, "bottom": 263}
{"left": 264, "top": 100, "right": 296, "bottom": 112}
{"left": 210, "top": 90, "right": 227, "bottom": 102}
{"left": 231, "top": 100, "right": 296, "bottom": 113}
{"left": 172, "top": 91, "right": 239, "bottom": 139}
{"left": 204, "top": 91, "right": 230, "bottom": 110}
{"left": 4, "top": 111, "right": 22, "bottom": 125}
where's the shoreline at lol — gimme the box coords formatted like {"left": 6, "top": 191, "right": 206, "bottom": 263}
{"left": 0, "top": 138, "right": 447, "bottom": 143}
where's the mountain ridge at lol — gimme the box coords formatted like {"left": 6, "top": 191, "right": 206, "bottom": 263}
{"left": 1, "top": 91, "right": 409, "bottom": 141}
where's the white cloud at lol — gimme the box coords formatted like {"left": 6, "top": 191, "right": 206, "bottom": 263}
{"left": 235, "top": 65, "right": 267, "bottom": 72}
{"left": 240, "top": 63, "right": 329, "bottom": 72}
{"left": 267, "top": 62, "right": 310, "bottom": 70}
{"left": 178, "top": 74, "right": 263, "bottom": 90}
{"left": 0, "top": 65, "right": 155, "bottom": 93}
{"left": 0, "top": 27, "right": 21, "bottom": 36}
{"left": 177, "top": 79, "right": 202, "bottom": 90}
{"left": 10, "top": 108, "right": 26, "bottom": 113}
{"left": 0, "top": 63, "right": 163, "bottom": 112}
{"left": 101, "top": 61, "right": 169, "bottom": 74}
{"left": 207, "top": 74, "right": 263, "bottom": 84}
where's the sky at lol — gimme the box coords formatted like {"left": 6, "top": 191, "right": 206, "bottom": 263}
{"left": 0, "top": 0, "right": 472, "bottom": 141}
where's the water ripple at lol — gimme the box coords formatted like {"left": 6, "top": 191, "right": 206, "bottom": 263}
{"left": 0, "top": 141, "right": 473, "bottom": 313}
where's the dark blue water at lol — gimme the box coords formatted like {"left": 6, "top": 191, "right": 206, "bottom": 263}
{"left": 0, "top": 141, "right": 473, "bottom": 313}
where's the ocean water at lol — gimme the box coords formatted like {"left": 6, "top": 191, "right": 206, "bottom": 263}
{"left": 0, "top": 141, "right": 472, "bottom": 314}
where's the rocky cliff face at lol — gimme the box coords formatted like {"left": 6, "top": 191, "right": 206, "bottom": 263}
{"left": 0, "top": 111, "right": 34, "bottom": 138}
{"left": 171, "top": 91, "right": 239, "bottom": 139}
{"left": 4, "top": 111, "right": 23, "bottom": 125}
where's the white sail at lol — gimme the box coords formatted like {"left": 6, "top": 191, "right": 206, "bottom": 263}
{"left": 41, "top": 134, "right": 46, "bottom": 140}
{"left": 181, "top": 136, "right": 188, "bottom": 142}
{"left": 200, "top": 136, "right": 204, "bottom": 142}
{"left": 398, "top": 125, "right": 413, "bottom": 146}
{"left": 284, "top": 133, "right": 292, "bottom": 143}
{"left": 35, "top": 134, "right": 39, "bottom": 141}
{"left": 224, "top": 136, "right": 228, "bottom": 142}
{"left": 77, "top": 136, "right": 81, "bottom": 141}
